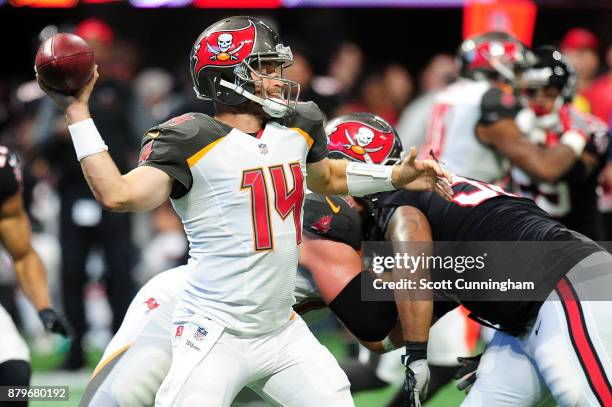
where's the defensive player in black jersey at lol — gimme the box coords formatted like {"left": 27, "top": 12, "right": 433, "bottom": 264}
{"left": 513, "top": 46, "right": 611, "bottom": 240}
{"left": 356, "top": 110, "right": 612, "bottom": 406}
{"left": 79, "top": 191, "right": 396, "bottom": 406}
{"left": 0, "top": 146, "right": 72, "bottom": 405}
{"left": 326, "top": 113, "right": 480, "bottom": 405}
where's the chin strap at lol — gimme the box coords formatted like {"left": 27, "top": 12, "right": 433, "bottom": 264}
{"left": 219, "top": 79, "right": 289, "bottom": 118}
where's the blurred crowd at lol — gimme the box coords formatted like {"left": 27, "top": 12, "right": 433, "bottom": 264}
{"left": 1, "top": 17, "right": 612, "bottom": 371}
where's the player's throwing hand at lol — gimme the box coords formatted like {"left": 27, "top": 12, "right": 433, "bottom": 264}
{"left": 36, "top": 65, "right": 99, "bottom": 112}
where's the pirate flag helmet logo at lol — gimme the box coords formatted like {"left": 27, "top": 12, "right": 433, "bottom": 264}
{"left": 193, "top": 22, "right": 256, "bottom": 71}
{"left": 326, "top": 112, "right": 403, "bottom": 165}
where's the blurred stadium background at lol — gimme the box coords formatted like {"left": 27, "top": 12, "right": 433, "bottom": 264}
{"left": 1, "top": 0, "right": 611, "bottom": 406}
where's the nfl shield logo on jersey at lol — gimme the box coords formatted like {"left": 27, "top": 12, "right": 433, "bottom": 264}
{"left": 194, "top": 326, "right": 208, "bottom": 341}
{"left": 258, "top": 143, "right": 268, "bottom": 154}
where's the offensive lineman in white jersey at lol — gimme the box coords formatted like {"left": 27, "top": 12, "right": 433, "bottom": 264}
{"left": 422, "top": 31, "right": 589, "bottom": 185}
{"left": 38, "top": 16, "right": 453, "bottom": 407}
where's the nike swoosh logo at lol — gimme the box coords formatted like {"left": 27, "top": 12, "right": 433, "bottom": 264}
{"left": 325, "top": 196, "right": 341, "bottom": 214}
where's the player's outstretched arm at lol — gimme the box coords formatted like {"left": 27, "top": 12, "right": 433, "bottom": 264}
{"left": 306, "top": 147, "right": 453, "bottom": 200}
{"left": 477, "top": 118, "right": 582, "bottom": 183}
{"left": 37, "top": 67, "right": 173, "bottom": 212}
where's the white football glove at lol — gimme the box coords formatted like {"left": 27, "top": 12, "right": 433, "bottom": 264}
{"left": 402, "top": 351, "right": 430, "bottom": 407}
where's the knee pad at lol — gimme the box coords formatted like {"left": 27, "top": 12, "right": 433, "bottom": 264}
{"left": 329, "top": 273, "right": 397, "bottom": 341}
{"left": 111, "top": 346, "right": 171, "bottom": 407}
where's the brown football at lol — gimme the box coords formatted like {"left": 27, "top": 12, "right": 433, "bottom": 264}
{"left": 35, "top": 33, "right": 95, "bottom": 94}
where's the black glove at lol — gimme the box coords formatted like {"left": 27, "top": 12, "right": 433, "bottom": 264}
{"left": 401, "top": 342, "right": 430, "bottom": 407}
{"left": 38, "top": 308, "right": 74, "bottom": 341}
{"left": 454, "top": 353, "right": 482, "bottom": 392}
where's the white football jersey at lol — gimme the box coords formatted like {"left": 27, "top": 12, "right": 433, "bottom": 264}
{"left": 422, "top": 79, "right": 509, "bottom": 183}
{"left": 138, "top": 103, "right": 328, "bottom": 334}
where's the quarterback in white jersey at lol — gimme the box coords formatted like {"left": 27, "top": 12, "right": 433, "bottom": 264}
{"left": 422, "top": 31, "right": 588, "bottom": 185}
{"left": 38, "top": 16, "right": 452, "bottom": 407}
{"left": 79, "top": 192, "right": 391, "bottom": 407}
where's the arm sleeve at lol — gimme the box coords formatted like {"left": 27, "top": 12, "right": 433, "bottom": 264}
{"left": 479, "top": 87, "right": 522, "bottom": 126}
{"left": 138, "top": 127, "right": 192, "bottom": 199}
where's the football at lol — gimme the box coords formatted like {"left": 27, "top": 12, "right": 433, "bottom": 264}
{"left": 35, "top": 33, "right": 95, "bottom": 94}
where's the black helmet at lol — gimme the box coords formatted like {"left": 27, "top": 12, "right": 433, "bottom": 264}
{"left": 190, "top": 16, "right": 299, "bottom": 117}
{"left": 326, "top": 112, "right": 403, "bottom": 166}
{"left": 522, "top": 46, "right": 577, "bottom": 102}
{"left": 458, "top": 31, "right": 535, "bottom": 84}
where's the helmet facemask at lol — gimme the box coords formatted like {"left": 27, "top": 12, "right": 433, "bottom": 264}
{"left": 238, "top": 46, "right": 300, "bottom": 116}
{"left": 212, "top": 45, "right": 300, "bottom": 118}
{"left": 521, "top": 77, "right": 564, "bottom": 128}
{"left": 520, "top": 47, "right": 576, "bottom": 126}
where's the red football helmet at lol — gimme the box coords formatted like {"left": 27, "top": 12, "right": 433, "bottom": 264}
{"left": 326, "top": 113, "right": 403, "bottom": 165}
{"left": 190, "top": 16, "right": 299, "bottom": 117}
{"left": 458, "top": 31, "right": 535, "bottom": 84}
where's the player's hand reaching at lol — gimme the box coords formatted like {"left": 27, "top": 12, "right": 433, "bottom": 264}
{"left": 36, "top": 64, "right": 99, "bottom": 113}
{"left": 402, "top": 344, "right": 430, "bottom": 407}
{"left": 393, "top": 147, "right": 454, "bottom": 202}
{"left": 38, "top": 308, "right": 75, "bottom": 342}
{"left": 454, "top": 353, "right": 482, "bottom": 393}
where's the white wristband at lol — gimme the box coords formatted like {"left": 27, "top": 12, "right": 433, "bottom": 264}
{"left": 560, "top": 130, "right": 587, "bottom": 157}
{"left": 68, "top": 118, "right": 108, "bottom": 161}
{"left": 382, "top": 336, "right": 398, "bottom": 353}
{"left": 346, "top": 162, "right": 395, "bottom": 197}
